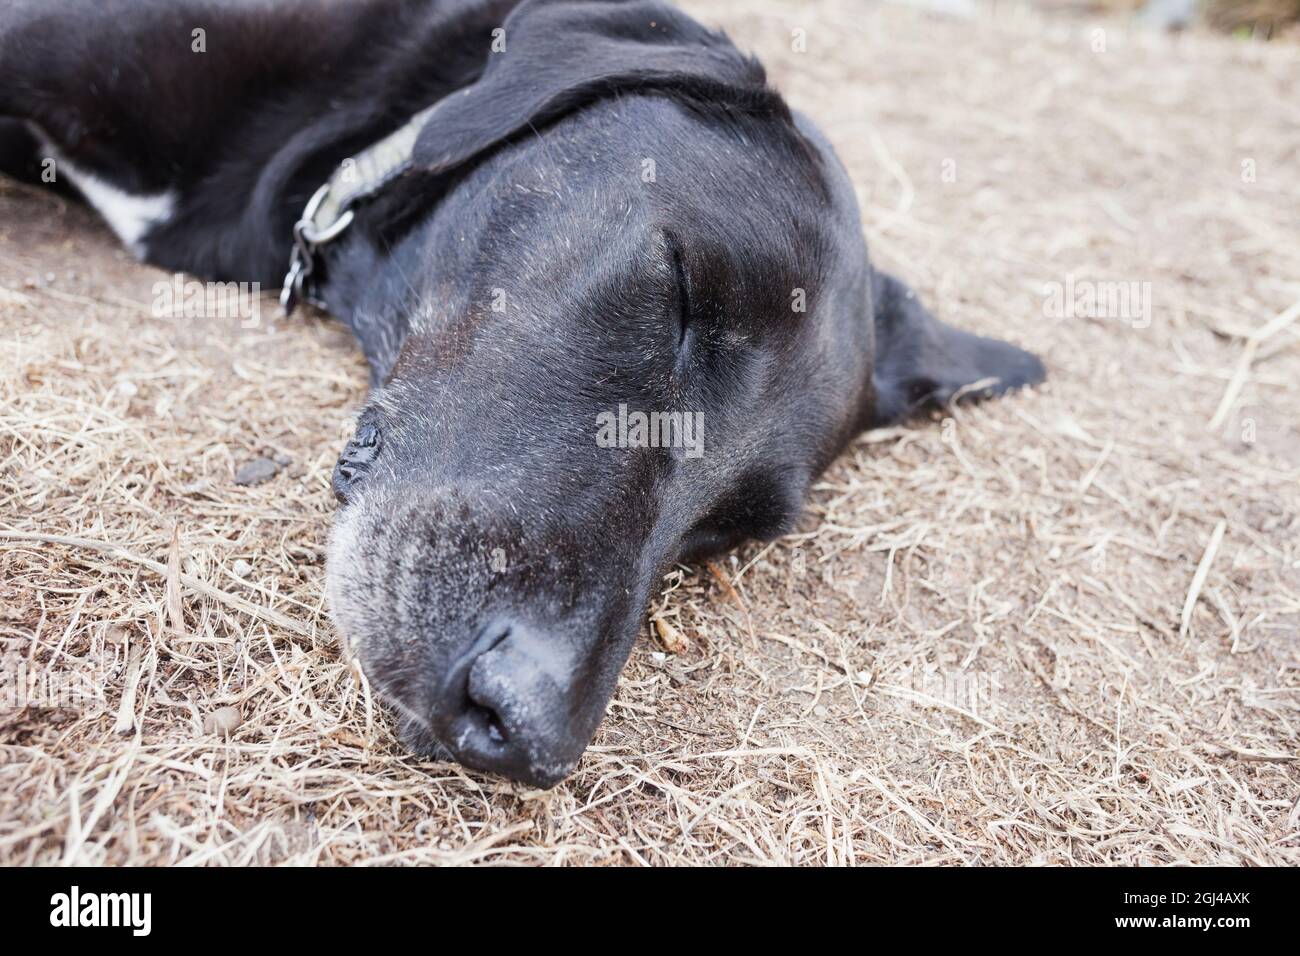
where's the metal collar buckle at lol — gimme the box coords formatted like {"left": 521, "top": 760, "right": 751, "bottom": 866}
{"left": 279, "top": 182, "right": 356, "bottom": 316}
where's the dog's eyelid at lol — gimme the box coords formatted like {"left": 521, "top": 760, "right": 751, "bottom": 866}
{"left": 669, "top": 242, "right": 692, "bottom": 349}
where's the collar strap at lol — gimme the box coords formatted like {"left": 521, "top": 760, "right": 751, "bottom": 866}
{"left": 279, "top": 104, "right": 439, "bottom": 315}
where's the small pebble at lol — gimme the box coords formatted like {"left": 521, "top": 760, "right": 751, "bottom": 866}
{"left": 232, "top": 559, "right": 253, "bottom": 578}
{"left": 204, "top": 706, "right": 242, "bottom": 735}
{"left": 234, "top": 457, "right": 278, "bottom": 486}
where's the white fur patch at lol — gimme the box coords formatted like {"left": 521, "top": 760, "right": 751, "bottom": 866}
{"left": 60, "top": 158, "right": 175, "bottom": 257}
{"left": 324, "top": 501, "right": 369, "bottom": 661}
{"left": 32, "top": 128, "right": 175, "bottom": 257}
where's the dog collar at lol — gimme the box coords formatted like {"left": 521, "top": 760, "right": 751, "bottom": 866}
{"left": 279, "top": 104, "right": 440, "bottom": 315}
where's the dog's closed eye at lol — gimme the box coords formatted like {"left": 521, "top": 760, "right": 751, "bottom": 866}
{"left": 670, "top": 240, "right": 694, "bottom": 354}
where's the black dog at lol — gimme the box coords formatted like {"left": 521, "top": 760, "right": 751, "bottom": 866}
{"left": 1, "top": 0, "right": 1044, "bottom": 787}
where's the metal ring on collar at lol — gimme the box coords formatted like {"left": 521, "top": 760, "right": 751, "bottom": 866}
{"left": 295, "top": 183, "right": 357, "bottom": 247}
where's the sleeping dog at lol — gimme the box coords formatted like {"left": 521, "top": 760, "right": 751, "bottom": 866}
{"left": 1, "top": 0, "right": 1044, "bottom": 787}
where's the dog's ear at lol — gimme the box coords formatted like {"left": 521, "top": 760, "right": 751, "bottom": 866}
{"left": 869, "top": 270, "right": 1046, "bottom": 427}
{"left": 410, "top": 0, "right": 772, "bottom": 174}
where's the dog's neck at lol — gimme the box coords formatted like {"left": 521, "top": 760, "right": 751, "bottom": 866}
{"left": 267, "top": 1, "right": 521, "bottom": 380}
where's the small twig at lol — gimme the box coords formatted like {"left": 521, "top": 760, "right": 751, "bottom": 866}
{"left": 165, "top": 526, "right": 185, "bottom": 638}
{"left": 113, "top": 644, "right": 145, "bottom": 736}
{"left": 1206, "top": 743, "right": 1297, "bottom": 764}
{"left": 706, "top": 558, "right": 754, "bottom": 642}
{"left": 1179, "top": 521, "right": 1226, "bottom": 640}
{"left": 1207, "top": 298, "right": 1300, "bottom": 430}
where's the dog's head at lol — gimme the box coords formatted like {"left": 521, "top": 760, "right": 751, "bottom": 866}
{"left": 325, "top": 0, "right": 1042, "bottom": 787}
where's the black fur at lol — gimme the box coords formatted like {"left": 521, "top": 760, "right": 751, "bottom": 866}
{"left": 1, "top": 0, "right": 1045, "bottom": 787}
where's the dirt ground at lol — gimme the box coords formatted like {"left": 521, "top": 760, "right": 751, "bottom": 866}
{"left": 1, "top": 1, "right": 1297, "bottom": 865}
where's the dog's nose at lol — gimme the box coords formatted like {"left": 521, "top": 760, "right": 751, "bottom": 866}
{"left": 435, "top": 621, "right": 581, "bottom": 788}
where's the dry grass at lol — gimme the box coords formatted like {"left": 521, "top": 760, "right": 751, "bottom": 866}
{"left": 2, "top": 1, "right": 1298, "bottom": 865}
{"left": 1203, "top": 0, "right": 1300, "bottom": 37}
{"left": 1091, "top": 0, "right": 1300, "bottom": 36}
